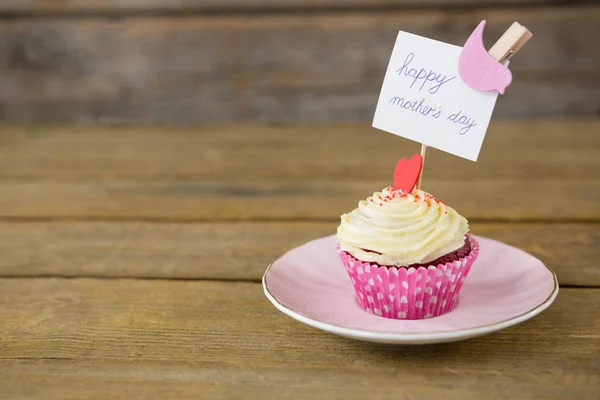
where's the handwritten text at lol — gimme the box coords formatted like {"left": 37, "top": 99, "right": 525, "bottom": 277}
{"left": 388, "top": 96, "right": 442, "bottom": 119}
{"left": 389, "top": 94, "right": 477, "bottom": 135}
{"left": 396, "top": 53, "right": 456, "bottom": 94}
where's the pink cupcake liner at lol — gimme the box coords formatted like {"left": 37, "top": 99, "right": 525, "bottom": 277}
{"left": 337, "top": 235, "right": 479, "bottom": 320}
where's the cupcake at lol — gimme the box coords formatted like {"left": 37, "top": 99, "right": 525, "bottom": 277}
{"left": 336, "top": 157, "right": 479, "bottom": 320}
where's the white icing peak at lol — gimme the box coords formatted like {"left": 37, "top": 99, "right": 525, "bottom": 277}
{"left": 336, "top": 186, "right": 469, "bottom": 266}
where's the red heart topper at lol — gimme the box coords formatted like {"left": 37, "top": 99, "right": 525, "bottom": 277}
{"left": 394, "top": 154, "right": 423, "bottom": 192}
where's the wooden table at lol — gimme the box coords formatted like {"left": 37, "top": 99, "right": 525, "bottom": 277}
{"left": 0, "top": 120, "right": 598, "bottom": 399}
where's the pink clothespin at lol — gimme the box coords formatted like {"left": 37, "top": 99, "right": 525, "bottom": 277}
{"left": 459, "top": 21, "right": 533, "bottom": 94}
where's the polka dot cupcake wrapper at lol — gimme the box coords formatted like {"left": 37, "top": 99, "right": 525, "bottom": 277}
{"left": 337, "top": 235, "right": 479, "bottom": 320}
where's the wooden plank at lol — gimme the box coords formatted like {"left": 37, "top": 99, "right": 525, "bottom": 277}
{"left": 0, "top": 1, "right": 568, "bottom": 13}
{"left": 0, "top": 279, "right": 598, "bottom": 399}
{"left": 0, "top": 221, "right": 597, "bottom": 286}
{"left": 1, "top": 121, "right": 598, "bottom": 181}
{"left": 0, "top": 122, "right": 598, "bottom": 221}
{"left": 1, "top": 357, "right": 597, "bottom": 400}
{"left": 0, "top": 8, "right": 597, "bottom": 123}
{"left": 0, "top": 179, "right": 598, "bottom": 220}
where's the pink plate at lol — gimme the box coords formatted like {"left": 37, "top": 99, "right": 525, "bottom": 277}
{"left": 263, "top": 235, "right": 558, "bottom": 344}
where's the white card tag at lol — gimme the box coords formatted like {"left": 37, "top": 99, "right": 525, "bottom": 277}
{"left": 372, "top": 31, "right": 502, "bottom": 161}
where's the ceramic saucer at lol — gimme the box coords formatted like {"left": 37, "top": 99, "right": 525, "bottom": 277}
{"left": 263, "top": 235, "right": 558, "bottom": 344}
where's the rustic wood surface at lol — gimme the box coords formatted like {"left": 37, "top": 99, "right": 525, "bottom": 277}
{"left": 1, "top": 121, "right": 597, "bottom": 181}
{"left": 0, "top": 121, "right": 598, "bottom": 221}
{"left": 0, "top": 121, "right": 598, "bottom": 398}
{"left": 0, "top": 280, "right": 598, "bottom": 400}
{"left": 0, "top": 221, "right": 597, "bottom": 286}
{"left": 0, "top": 7, "right": 597, "bottom": 124}
{"left": 1, "top": 179, "right": 598, "bottom": 220}
{"left": 0, "top": 1, "right": 582, "bottom": 12}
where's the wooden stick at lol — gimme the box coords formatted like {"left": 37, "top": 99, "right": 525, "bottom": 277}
{"left": 416, "top": 144, "right": 427, "bottom": 190}
{"left": 488, "top": 22, "right": 533, "bottom": 62}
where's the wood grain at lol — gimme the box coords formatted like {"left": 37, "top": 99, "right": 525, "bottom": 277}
{"left": 0, "top": 221, "right": 597, "bottom": 286}
{"left": 0, "top": 1, "right": 572, "bottom": 13}
{"left": 0, "top": 279, "right": 598, "bottom": 399}
{"left": 0, "top": 122, "right": 597, "bottom": 221}
{"left": 0, "top": 179, "right": 598, "bottom": 220}
{"left": 1, "top": 121, "right": 598, "bottom": 181}
{"left": 0, "top": 8, "right": 597, "bottom": 123}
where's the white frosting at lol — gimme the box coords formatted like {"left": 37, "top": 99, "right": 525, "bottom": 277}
{"left": 336, "top": 186, "right": 469, "bottom": 266}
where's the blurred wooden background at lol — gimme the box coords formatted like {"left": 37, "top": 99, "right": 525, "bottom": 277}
{"left": 0, "top": 1, "right": 597, "bottom": 124}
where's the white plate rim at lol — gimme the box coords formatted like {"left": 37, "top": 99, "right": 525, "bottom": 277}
{"left": 263, "top": 252, "right": 559, "bottom": 344}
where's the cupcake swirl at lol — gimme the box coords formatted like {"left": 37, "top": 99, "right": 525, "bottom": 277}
{"left": 337, "top": 186, "right": 469, "bottom": 266}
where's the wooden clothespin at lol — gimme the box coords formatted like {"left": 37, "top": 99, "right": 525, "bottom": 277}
{"left": 488, "top": 22, "right": 533, "bottom": 62}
